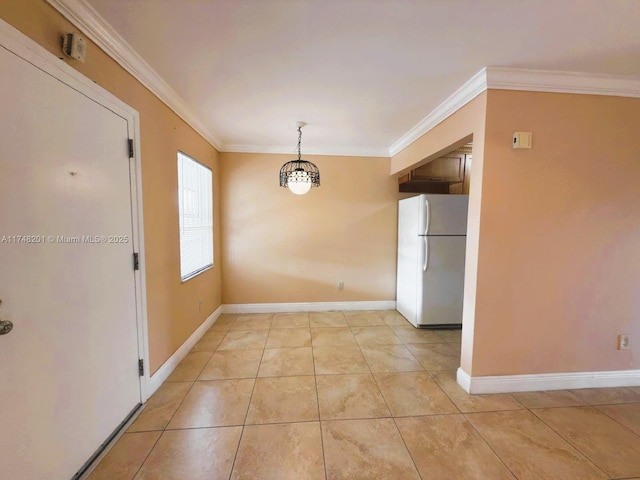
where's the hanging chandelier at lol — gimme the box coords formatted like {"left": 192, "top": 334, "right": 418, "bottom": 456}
{"left": 279, "top": 122, "right": 320, "bottom": 195}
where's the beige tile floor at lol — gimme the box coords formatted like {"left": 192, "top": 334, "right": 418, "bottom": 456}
{"left": 88, "top": 311, "right": 640, "bottom": 480}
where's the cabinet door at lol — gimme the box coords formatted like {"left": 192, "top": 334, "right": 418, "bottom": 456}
{"left": 412, "top": 155, "right": 464, "bottom": 182}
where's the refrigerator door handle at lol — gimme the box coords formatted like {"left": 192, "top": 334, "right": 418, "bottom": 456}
{"left": 423, "top": 236, "right": 429, "bottom": 272}
{"left": 424, "top": 198, "right": 430, "bottom": 235}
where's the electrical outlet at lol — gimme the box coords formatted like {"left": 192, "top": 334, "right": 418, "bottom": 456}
{"left": 338, "top": 282, "right": 344, "bottom": 291}
{"left": 618, "top": 334, "right": 630, "bottom": 350}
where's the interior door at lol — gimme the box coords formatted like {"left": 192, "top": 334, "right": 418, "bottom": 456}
{"left": 0, "top": 44, "right": 141, "bottom": 479}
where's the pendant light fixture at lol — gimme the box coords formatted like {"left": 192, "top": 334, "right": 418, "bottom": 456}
{"left": 279, "top": 122, "right": 320, "bottom": 195}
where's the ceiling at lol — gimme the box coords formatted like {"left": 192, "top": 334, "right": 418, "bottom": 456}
{"left": 82, "top": 0, "right": 640, "bottom": 156}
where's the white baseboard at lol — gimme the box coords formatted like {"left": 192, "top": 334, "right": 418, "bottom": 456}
{"left": 147, "top": 305, "right": 222, "bottom": 396}
{"left": 457, "top": 367, "right": 640, "bottom": 394}
{"left": 456, "top": 368, "right": 472, "bottom": 392}
{"left": 222, "top": 300, "right": 396, "bottom": 314}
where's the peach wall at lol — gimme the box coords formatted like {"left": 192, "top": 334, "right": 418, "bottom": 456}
{"left": 390, "top": 94, "right": 487, "bottom": 373}
{"left": 220, "top": 153, "right": 399, "bottom": 304}
{"left": 1, "top": 0, "right": 222, "bottom": 373}
{"left": 471, "top": 90, "right": 640, "bottom": 375}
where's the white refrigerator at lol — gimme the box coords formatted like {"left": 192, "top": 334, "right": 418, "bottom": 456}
{"left": 396, "top": 194, "right": 468, "bottom": 328}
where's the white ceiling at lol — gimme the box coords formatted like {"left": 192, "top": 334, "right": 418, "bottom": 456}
{"left": 82, "top": 0, "right": 640, "bottom": 156}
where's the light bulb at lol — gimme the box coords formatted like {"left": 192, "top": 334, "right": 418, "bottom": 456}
{"left": 287, "top": 170, "right": 312, "bottom": 195}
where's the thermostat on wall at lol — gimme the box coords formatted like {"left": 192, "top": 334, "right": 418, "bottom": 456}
{"left": 513, "top": 132, "right": 532, "bottom": 149}
{"left": 62, "top": 33, "right": 87, "bottom": 63}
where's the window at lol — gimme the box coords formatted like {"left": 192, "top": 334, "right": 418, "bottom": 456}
{"left": 177, "top": 152, "right": 213, "bottom": 281}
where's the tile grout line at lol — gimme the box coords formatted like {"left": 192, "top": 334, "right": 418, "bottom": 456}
{"left": 369, "top": 365, "right": 399, "bottom": 418}
{"left": 261, "top": 312, "right": 327, "bottom": 478}
{"left": 471, "top": 407, "right": 610, "bottom": 479}
{"left": 126, "top": 323, "right": 232, "bottom": 478}
{"left": 158, "top": 378, "right": 199, "bottom": 428}
{"left": 594, "top": 404, "right": 640, "bottom": 440}
{"left": 310, "top": 313, "right": 329, "bottom": 480}
{"left": 227, "top": 313, "right": 272, "bottom": 479}
{"left": 402, "top": 340, "right": 429, "bottom": 372}
{"left": 389, "top": 416, "right": 424, "bottom": 480}
{"left": 346, "top": 310, "right": 426, "bottom": 477}
{"left": 226, "top": 424, "right": 244, "bottom": 480}
{"left": 428, "top": 375, "right": 464, "bottom": 415}
{"left": 366, "top": 340, "right": 447, "bottom": 480}
{"left": 528, "top": 407, "right": 622, "bottom": 478}
{"left": 571, "top": 387, "right": 640, "bottom": 406}
{"left": 351, "top": 309, "right": 387, "bottom": 376}
{"left": 129, "top": 358, "right": 208, "bottom": 479}
{"left": 126, "top": 429, "right": 165, "bottom": 480}
{"left": 240, "top": 316, "right": 271, "bottom": 426}
{"left": 187, "top": 322, "right": 236, "bottom": 479}
{"left": 460, "top": 411, "right": 521, "bottom": 480}
{"left": 428, "top": 373, "right": 529, "bottom": 414}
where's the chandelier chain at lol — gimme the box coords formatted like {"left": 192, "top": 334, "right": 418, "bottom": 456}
{"left": 297, "top": 126, "right": 302, "bottom": 161}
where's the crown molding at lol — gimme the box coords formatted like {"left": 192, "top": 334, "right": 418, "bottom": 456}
{"left": 45, "top": 0, "right": 388, "bottom": 158}
{"left": 41, "top": 2, "right": 640, "bottom": 159}
{"left": 222, "top": 144, "right": 389, "bottom": 158}
{"left": 389, "top": 66, "right": 640, "bottom": 158}
{"left": 46, "top": 0, "right": 223, "bottom": 150}
{"left": 486, "top": 66, "right": 640, "bottom": 98}
{"left": 388, "top": 68, "right": 488, "bottom": 157}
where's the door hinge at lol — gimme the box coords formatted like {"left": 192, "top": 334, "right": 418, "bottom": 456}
{"left": 133, "top": 252, "right": 139, "bottom": 271}
{"left": 128, "top": 139, "right": 134, "bottom": 159}
{"left": 138, "top": 358, "right": 144, "bottom": 376}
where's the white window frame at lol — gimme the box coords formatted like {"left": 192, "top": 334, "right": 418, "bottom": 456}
{"left": 177, "top": 151, "right": 213, "bottom": 281}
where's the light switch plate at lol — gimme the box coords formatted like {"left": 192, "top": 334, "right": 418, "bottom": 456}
{"left": 618, "top": 334, "right": 630, "bottom": 350}
{"left": 513, "top": 132, "right": 532, "bottom": 149}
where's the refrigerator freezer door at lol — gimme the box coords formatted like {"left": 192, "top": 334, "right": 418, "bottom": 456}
{"left": 421, "top": 194, "right": 468, "bottom": 236}
{"left": 417, "top": 235, "right": 466, "bottom": 326}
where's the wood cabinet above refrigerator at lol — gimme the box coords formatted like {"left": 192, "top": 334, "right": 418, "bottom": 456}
{"left": 399, "top": 150, "right": 471, "bottom": 195}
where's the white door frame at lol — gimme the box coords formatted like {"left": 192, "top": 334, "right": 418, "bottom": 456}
{"left": 0, "top": 18, "right": 151, "bottom": 402}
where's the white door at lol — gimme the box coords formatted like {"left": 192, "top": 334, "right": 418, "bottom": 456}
{"left": 0, "top": 42, "right": 142, "bottom": 479}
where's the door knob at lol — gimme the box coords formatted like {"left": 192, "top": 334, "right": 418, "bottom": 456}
{"left": 0, "top": 320, "right": 13, "bottom": 335}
